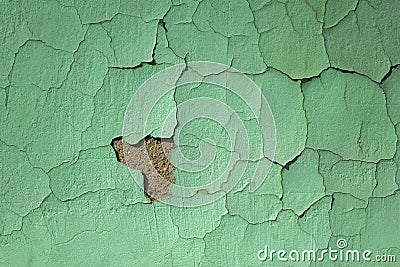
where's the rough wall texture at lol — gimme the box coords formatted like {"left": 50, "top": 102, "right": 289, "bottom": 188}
{"left": 0, "top": 0, "right": 399, "bottom": 266}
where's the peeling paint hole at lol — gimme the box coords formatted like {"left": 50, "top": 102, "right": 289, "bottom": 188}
{"left": 111, "top": 136, "right": 175, "bottom": 201}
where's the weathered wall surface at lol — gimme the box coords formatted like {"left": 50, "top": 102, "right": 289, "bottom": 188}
{"left": 0, "top": 0, "right": 399, "bottom": 266}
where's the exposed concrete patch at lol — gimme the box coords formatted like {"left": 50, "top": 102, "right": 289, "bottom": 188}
{"left": 111, "top": 136, "right": 175, "bottom": 201}
{"left": 145, "top": 136, "right": 175, "bottom": 184}
{"left": 111, "top": 137, "right": 126, "bottom": 165}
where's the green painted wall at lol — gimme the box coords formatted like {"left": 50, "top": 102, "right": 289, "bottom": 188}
{"left": 0, "top": 0, "right": 399, "bottom": 266}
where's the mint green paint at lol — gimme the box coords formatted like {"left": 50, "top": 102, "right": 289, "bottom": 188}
{"left": 323, "top": 0, "right": 358, "bottom": 28}
{"left": 192, "top": 0, "right": 266, "bottom": 73}
{"left": 227, "top": 191, "right": 282, "bottom": 224}
{"left": 164, "top": 0, "right": 199, "bottom": 24}
{"left": 1, "top": 0, "right": 399, "bottom": 266}
{"left": 203, "top": 215, "right": 248, "bottom": 266}
{"left": 373, "top": 160, "right": 398, "bottom": 197}
{"left": 22, "top": 0, "right": 86, "bottom": 52}
{"left": 361, "top": 192, "right": 400, "bottom": 252}
{"left": 103, "top": 14, "right": 157, "bottom": 67}
{"left": 69, "top": 25, "right": 113, "bottom": 97}
{"left": 303, "top": 69, "right": 396, "bottom": 162}
{"left": 172, "top": 81, "right": 265, "bottom": 190}
{"left": 74, "top": 0, "right": 119, "bottom": 24}
{"left": 82, "top": 64, "right": 176, "bottom": 149}
{"left": 227, "top": 162, "right": 283, "bottom": 224}
{"left": 320, "top": 151, "right": 377, "bottom": 201}
{"left": 45, "top": 202, "right": 178, "bottom": 267}
{"left": 48, "top": 146, "right": 141, "bottom": 201}
{"left": 154, "top": 24, "right": 184, "bottom": 65}
{"left": 173, "top": 145, "right": 233, "bottom": 188}
{"left": 239, "top": 210, "right": 315, "bottom": 266}
{"left": 252, "top": 69, "right": 307, "bottom": 165}
{"left": 324, "top": 0, "right": 400, "bottom": 82}
{"left": 170, "top": 237, "right": 205, "bottom": 266}
{"left": 11, "top": 41, "right": 73, "bottom": 90}
{"left": 302, "top": 0, "right": 325, "bottom": 23}
{"left": 382, "top": 66, "right": 400, "bottom": 125}
{"left": 253, "top": 0, "right": 330, "bottom": 79}
{"left": 170, "top": 197, "right": 227, "bottom": 238}
{"left": 119, "top": 0, "right": 171, "bottom": 22}
{"left": 298, "top": 196, "right": 332, "bottom": 248}
{"left": 212, "top": 158, "right": 283, "bottom": 227}
{"left": 329, "top": 193, "right": 367, "bottom": 237}
{"left": 0, "top": 2, "right": 31, "bottom": 88}
{"left": 165, "top": 0, "right": 267, "bottom": 73}
{"left": 0, "top": 142, "right": 50, "bottom": 235}
{"left": 395, "top": 124, "right": 400, "bottom": 187}
{"left": 167, "top": 23, "right": 230, "bottom": 65}
{"left": 375, "top": 2, "right": 400, "bottom": 66}
{"left": 233, "top": 161, "right": 282, "bottom": 196}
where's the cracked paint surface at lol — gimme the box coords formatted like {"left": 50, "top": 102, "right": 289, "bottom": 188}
{"left": 0, "top": 0, "right": 399, "bottom": 266}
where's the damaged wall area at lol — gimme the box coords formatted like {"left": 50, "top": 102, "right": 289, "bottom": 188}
{"left": 0, "top": 0, "right": 399, "bottom": 266}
